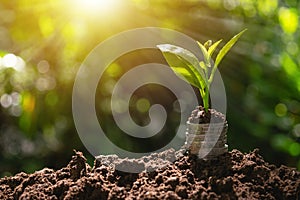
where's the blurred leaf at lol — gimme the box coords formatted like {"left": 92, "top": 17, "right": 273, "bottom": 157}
{"left": 257, "top": 0, "right": 278, "bottom": 16}
{"left": 39, "top": 15, "right": 55, "bottom": 37}
{"left": 278, "top": 7, "right": 298, "bottom": 34}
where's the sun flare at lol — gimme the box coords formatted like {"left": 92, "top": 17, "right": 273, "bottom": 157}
{"left": 73, "top": 0, "right": 120, "bottom": 15}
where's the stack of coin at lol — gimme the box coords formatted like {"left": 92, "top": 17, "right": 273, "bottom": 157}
{"left": 185, "top": 121, "right": 228, "bottom": 159}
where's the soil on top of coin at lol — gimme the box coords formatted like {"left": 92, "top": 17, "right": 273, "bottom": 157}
{"left": 1, "top": 148, "right": 299, "bottom": 200}
{"left": 188, "top": 106, "right": 226, "bottom": 124}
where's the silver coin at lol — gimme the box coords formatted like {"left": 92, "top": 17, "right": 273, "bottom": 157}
{"left": 186, "top": 141, "right": 227, "bottom": 147}
{"left": 186, "top": 135, "right": 227, "bottom": 142}
{"left": 187, "top": 129, "right": 227, "bottom": 135}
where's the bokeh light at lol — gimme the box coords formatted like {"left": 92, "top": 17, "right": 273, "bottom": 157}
{"left": 1, "top": 54, "right": 25, "bottom": 71}
{"left": 0, "top": 94, "right": 12, "bottom": 108}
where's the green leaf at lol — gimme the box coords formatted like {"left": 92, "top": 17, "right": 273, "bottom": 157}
{"left": 208, "top": 39, "right": 222, "bottom": 58}
{"left": 161, "top": 52, "right": 201, "bottom": 88}
{"left": 157, "top": 44, "right": 207, "bottom": 90}
{"left": 209, "top": 29, "right": 247, "bottom": 84}
{"left": 214, "top": 29, "right": 247, "bottom": 68}
{"left": 197, "top": 41, "right": 209, "bottom": 65}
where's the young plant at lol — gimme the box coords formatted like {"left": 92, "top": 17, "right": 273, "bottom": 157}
{"left": 157, "top": 29, "right": 246, "bottom": 112}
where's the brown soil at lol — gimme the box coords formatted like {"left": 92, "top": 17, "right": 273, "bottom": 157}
{"left": 0, "top": 149, "right": 299, "bottom": 200}
{"left": 188, "top": 106, "right": 226, "bottom": 124}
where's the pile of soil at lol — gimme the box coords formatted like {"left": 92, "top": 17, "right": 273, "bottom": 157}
{"left": 0, "top": 149, "right": 299, "bottom": 199}
{"left": 188, "top": 106, "right": 226, "bottom": 124}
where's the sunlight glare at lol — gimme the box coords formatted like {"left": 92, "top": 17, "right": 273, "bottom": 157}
{"left": 73, "top": 0, "right": 120, "bottom": 15}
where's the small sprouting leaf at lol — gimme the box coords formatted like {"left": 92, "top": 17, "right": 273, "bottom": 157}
{"left": 157, "top": 44, "right": 207, "bottom": 90}
{"left": 199, "top": 61, "right": 206, "bottom": 70}
{"left": 157, "top": 29, "right": 246, "bottom": 112}
{"left": 207, "top": 39, "right": 222, "bottom": 58}
{"left": 197, "top": 41, "right": 210, "bottom": 65}
{"left": 214, "top": 29, "right": 247, "bottom": 68}
{"left": 204, "top": 40, "right": 212, "bottom": 49}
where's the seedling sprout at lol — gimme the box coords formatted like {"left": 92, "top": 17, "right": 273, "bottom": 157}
{"left": 157, "top": 29, "right": 246, "bottom": 112}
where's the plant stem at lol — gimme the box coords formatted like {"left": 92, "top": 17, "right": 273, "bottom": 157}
{"left": 202, "top": 87, "right": 209, "bottom": 112}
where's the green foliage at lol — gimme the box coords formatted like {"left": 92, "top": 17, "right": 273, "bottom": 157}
{"left": 211, "top": 29, "right": 247, "bottom": 83}
{"left": 156, "top": 44, "right": 206, "bottom": 90}
{"left": 157, "top": 29, "right": 246, "bottom": 112}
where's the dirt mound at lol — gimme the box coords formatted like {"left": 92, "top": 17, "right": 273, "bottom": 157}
{"left": 0, "top": 149, "right": 299, "bottom": 199}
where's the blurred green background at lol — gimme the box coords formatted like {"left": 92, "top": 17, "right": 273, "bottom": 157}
{"left": 0, "top": 0, "right": 300, "bottom": 177}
